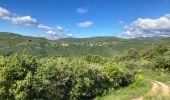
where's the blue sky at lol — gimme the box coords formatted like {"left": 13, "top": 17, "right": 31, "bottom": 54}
{"left": 0, "top": 0, "right": 170, "bottom": 39}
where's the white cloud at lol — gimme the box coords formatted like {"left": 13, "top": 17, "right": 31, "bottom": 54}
{"left": 65, "top": 29, "right": 69, "bottom": 32}
{"left": 77, "top": 8, "right": 88, "bottom": 14}
{"left": 10, "top": 16, "right": 37, "bottom": 25}
{"left": 77, "top": 21, "right": 93, "bottom": 27}
{"left": 0, "top": 6, "right": 71, "bottom": 39}
{"left": 123, "top": 14, "right": 170, "bottom": 38}
{"left": 37, "top": 24, "right": 51, "bottom": 30}
{"left": 40, "top": 33, "right": 60, "bottom": 40}
{"left": 45, "top": 26, "right": 72, "bottom": 39}
{"left": 0, "top": 7, "right": 12, "bottom": 18}
{"left": 46, "top": 30, "right": 56, "bottom": 35}
{"left": 119, "top": 21, "right": 125, "bottom": 25}
{"left": 67, "top": 33, "right": 73, "bottom": 36}
{"left": 0, "top": 7, "right": 36, "bottom": 25}
{"left": 56, "top": 26, "right": 63, "bottom": 32}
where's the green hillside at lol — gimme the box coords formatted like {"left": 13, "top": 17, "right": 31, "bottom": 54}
{"left": 1, "top": 32, "right": 170, "bottom": 100}
{"left": 0, "top": 32, "right": 170, "bottom": 57}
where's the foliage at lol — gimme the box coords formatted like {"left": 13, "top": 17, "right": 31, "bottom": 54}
{"left": 120, "top": 60, "right": 138, "bottom": 72}
{"left": 2, "top": 32, "right": 170, "bottom": 58}
{"left": 0, "top": 53, "right": 133, "bottom": 100}
{"left": 1, "top": 32, "right": 170, "bottom": 100}
{"left": 153, "top": 56, "right": 170, "bottom": 71}
{"left": 96, "top": 79, "right": 152, "bottom": 100}
{"left": 84, "top": 55, "right": 107, "bottom": 64}
{"left": 101, "top": 62, "right": 134, "bottom": 88}
{"left": 140, "top": 44, "right": 168, "bottom": 59}
{"left": 114, "top": 48, "right": 140, "bottom": 62}
{"left": 0, "top": 53, "right": 39, "bottom": 99}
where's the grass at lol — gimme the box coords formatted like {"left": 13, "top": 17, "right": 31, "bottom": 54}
{"left": 141, "top": 69, "right": 170, "bottom": 83}
{"left": 95, "top": 79, "right": 152, "bottom": 100}
{"left": 95, "top": 68, "right": 170, "bottom": 100}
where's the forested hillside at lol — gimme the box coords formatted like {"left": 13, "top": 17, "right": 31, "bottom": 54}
{"left": 1, "top": 32, "right": 170, "bottom": 100}
{"left": 1, "top": 32, "right": 170, "bottom": 58}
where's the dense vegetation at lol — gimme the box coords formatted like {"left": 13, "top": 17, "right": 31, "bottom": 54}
{"left": 0, "top": 32, "right": 170, "bottom": 100}
{"left": 0, "top": 53, "right": 134, "bottom": 99}
{"left": 1, "top": 32, "right": 170, "bottom": 57}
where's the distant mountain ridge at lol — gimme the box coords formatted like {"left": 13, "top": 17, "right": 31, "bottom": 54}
{"left": 0, "top": 32, "right": 170, "bottom": 57}
{"left": 135, "top": 36, "right": 168, "bottom": 40}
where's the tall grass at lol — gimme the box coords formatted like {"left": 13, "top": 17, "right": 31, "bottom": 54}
{"left": 95, "top": 79, "right": 152, "bottom": 100}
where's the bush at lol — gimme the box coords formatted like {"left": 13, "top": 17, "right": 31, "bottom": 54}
{"left": 153, "top": 56, "right": 170, "bottom": 71}
{"left": 69, "top": 66, "right": 109, "bottom": 100}
{"left": 34, "top": 64, "right": 73, "bottom": 99}
{"left": 140, "top": 45, "right": 168, "bottom": 59}
{"left": 101, "top": 62, "right": 134, "bottom": 88}
{"left": 120, "top": 60, "right": 137, "bottom": 72}
{"left": 0, "top": 53, "right": 135, "bottom": 100}
{"left": 84, "top": 55, "right": 107, "bottom": 64}
{"left": 0, "top": 53, "right": 39, "bottom": 99}
{"left": 114, "top": 48, "right": 139, "bottom": 61}
{"left": 35, "top": 58, "right": 110, "bottom": 100}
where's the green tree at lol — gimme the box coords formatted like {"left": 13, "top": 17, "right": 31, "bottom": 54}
{"left": 140, "top": 45, "right": 168, "bottom": 59}
{"left": 115, "top": 48, "right": 139, "bottom": 61}
{"left": 84, "top": 55, "right": 106, "bottom": 64}
{"left": 0, "top": 53, "right": 39, "bottom": 99}
{"left": 101, "top": 62, "right": 134, "bottom": 88}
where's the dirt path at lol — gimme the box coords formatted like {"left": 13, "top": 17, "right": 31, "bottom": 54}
{"left": 132, "top": 81, "right": 170, "bottom": 100}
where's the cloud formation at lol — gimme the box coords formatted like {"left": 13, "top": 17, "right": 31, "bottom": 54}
{"left": 0, "top": 7, "right": 12, "bottom": 18}
{"left": 119, "top": 21, "right": 125, "bottom": 25}
{"left": 0, "top": 6, "right": 71, "bottom": 39}
{"left": 0, "top": 7, "right": 37, "bottom": 25}
{"left": 67, "top": 33, "right": 73, "bottom": 36}
{"left": 46, "top": 30, "right": 56, "bottom": 35}
{"left": 10, "top": 16, "right": 37, "bottom": 25}
{"left": 37, "top": 24, "right": 52, "bottom": 30}
{"left": 77, "top": 8, "right": 88, "bottom": 14}
{"left": 56, "top": 26, "right": 63, "bottom": 32}
{"left": 123, "top": 14, "right": 170, "bottom": 38}
{"left": 77, "top": 21, "right": 93, "bottom": 27}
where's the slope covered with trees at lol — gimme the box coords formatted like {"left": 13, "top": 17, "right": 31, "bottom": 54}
{"left": 1, "top": 32, "right": 170, "bottom": 58}
{"left": 0, "top": 32, "right": 170, "bottom": 100}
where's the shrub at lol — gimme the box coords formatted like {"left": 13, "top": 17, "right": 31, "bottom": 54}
{"left": 35, "top": 58, "right": 134, "bottom": 100}
{"left": 35, "top": 58, "right": 109, "bottom": 100}
{"left": 101, "top": 62, "right": 134, "bottom": 88}
{"left": 0, "top": 53, "right": 135, "bottom": 100}
{"left": 34, "top": 64, "right": 73, "bottom": 99}
{"left": 140, "top": 45, "right": 168, "bottom": 59}
{"left": 69, "top": 66, "right": 109, "bottom": 100}
{"left": 153, "top": 56, "right": 170, "bottom": 71}
{"left": 114, "top": 48, "right": 139, "bottom": 61}
{"left": 120, "top": 60, "right": 137, "bottom": 72}
{"left": 84, "top": 55, "right": 107, "bottom": 64}
{"left": 0, "top": 53, "right": 39, "bottom": 99}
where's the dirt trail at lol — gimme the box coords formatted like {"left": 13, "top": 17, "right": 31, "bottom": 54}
{"left": 132, "top": 81, "right": 170, "bottom": 100}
